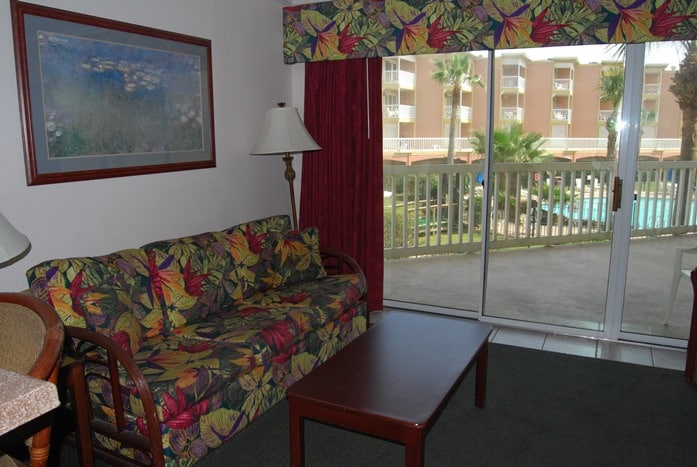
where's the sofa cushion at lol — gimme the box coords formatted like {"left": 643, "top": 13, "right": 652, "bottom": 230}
{"left": 268, "top": 227, "right": 326, "bottom": 288}
{"left": 242, "top": 273, "right": 366, "bottom": 320}
{"left": 25, "top": 251, "right": 168, "bottom": 355}
{"left": 27, "top": 257, "right": 107, "bottom": 329}
{"left": 221, "top": 215, "right": 292, "bottom": 300}
{"left": 141, "top": 232, "right": 235, "bottom": 330}
{"left": 170, "top": 273, "right": 366, "bottom": 355}
{"left": 77, "top": 273, "right": 144, "bottom": 355}
{"left": 84, "top": 334, "right": 265, "bottom": 421}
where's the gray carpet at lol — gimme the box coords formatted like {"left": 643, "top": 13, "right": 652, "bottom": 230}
{"left": 199, "top": 344, "right": 697, "bottom": 466}
{"left": 55, "top": 344, "right": 697, "bottom": 466}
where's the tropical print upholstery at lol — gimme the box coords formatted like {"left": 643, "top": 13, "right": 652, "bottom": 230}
{"left": 25, "top": 215, "right": 367, "bottom": 466}
{"left": 282, "top": 0, "right": 697, "bottom": 63}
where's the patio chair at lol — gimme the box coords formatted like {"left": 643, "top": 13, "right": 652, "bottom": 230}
{"left": 664, "top": 246, "right": 697, "bottom": 325}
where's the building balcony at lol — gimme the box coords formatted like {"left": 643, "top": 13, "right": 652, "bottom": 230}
{"left": 444, "top": 105, "right": 472, "bottom": 121}
{"left": 643, "top": 83, "right": 661, "bottom": 96}
{"left": 382, "top": 158, "right": 697, "bottom": 341}
{"left": 501, "top": 76, "right": 526, "bottom": 93}
{"left": 383, "top": 70, "right": 416, "bottom": 90}
{"left": 553, "top": 79, "right": 573, "bottom": 93}
{"left": 552, "top": 109, "right": 572, "bottom": 122}
{"left": 501, "top": 107, "right": 524, "bottom": 121}
{"left": 384, "top": 104, "right": 416, "bottom": 121}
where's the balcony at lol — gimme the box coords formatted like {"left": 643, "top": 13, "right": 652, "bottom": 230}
{"left": 383, "top": 104, "right": 416, "bottom": 121}
{"left": 553, "top": 79, "right": 573, "bottom": 93}
{"left": 382, "top": 158, "right": 697, "bottom": 341}
{"left": 552, "top": 109, "right": 572, "bottom": 122}
{"left": 501, "top": 76, "right": 526, "bottom": 93}
{"left": 444, "top": 105, "right": 472, "bottom": 121}
{"left": 383, "top": 69, "right": 416, "bottom": 90}
{"left": 643, "top": 83, "right": 661, "bottom": 95}
{"left": 599, "top": 110, "right": 614, "bottom": 122}
{"left": 501, "top": 107, "right": 524, "bottom": 121}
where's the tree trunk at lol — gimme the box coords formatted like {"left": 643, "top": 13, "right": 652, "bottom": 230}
{"left": 446, "top": 82, "right": 461, "bottom": 165}
{"left": 606, "top": 111, "right": 618, "bottom": 160}
{"left": 443, "top": 83, "right": 462, "bottom": 228}
{"left": 675, "top": 108, "right": 697, "bottom": 225}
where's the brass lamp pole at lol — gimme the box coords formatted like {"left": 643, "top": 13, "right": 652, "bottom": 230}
{"left": 250, "top": 103, "right": 321, "bottom": 230}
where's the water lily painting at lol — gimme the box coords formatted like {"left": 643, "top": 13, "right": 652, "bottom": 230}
{"left": 11, "top": 0, "right": 215, "bottom": 185}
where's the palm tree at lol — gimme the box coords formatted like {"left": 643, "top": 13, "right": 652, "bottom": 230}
{"left": 471, "top": 123, "right": 552, "bottom": 202}
{"left": 471, "top": 123, "right": 551, "bottom": 163}
{"left": 432, "top": 53, "right": 483, "bottom": 164}
{"left": 669, "top": 42, "right": 697, "bottom": 162}
{"left": 431, "top": 53, "right": 483, "bottom": 227}
{"left": 668, "top": 41, "right": 697, "bottom": 224}
{"left": 599, "top": 66, "right": 624, "bottom": 160}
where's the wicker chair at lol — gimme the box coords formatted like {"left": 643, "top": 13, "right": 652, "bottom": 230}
{"left": 0, "top": 292, "right": 64, "bottom": 467}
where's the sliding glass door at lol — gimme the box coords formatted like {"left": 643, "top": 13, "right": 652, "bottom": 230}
{"left": 383, "top": 42, "right": 697, "bottom": 345}
{"left": 482, "top": 45, "right": 619, "bottom": 334}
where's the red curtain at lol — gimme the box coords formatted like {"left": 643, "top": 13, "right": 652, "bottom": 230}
{"left": 300, "top": 58, "right": 383, "bottom": 313}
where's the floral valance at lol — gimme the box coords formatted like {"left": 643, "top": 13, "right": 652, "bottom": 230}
{"left": 282, "top": 0, "right": 697, "bottom": 64}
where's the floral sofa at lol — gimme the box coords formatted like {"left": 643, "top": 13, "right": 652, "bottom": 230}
{"left": 26, "top": 215, "right": 367, "bottom": 466}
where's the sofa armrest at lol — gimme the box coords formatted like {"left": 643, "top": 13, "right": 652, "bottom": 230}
{"left": 65, "top": 326, "right": 165, "bottom": 467}
{"left": 319, "top": 245, "right": 364, "bottom": 277}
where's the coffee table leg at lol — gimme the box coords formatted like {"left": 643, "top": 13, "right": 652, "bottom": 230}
{"left": 289, "top": 399, "right": 305, "bottom": 467}
{"left": 404, "top": 429, "right": 426, "bottom": 467}
{"left": 475, "top": 340, "right": 488, "bottom": 408}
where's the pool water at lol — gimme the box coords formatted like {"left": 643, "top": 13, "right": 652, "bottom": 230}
{"left": 543, "top": 196, "right": 675, "bottom": 229}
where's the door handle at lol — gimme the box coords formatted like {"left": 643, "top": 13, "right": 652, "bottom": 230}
{"left": 612, "top": 176, "right": 622, "bottom": 212}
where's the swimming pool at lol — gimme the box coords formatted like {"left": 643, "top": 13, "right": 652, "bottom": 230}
{"left": 542, "top": 196, "right": 676, "bottom": 229}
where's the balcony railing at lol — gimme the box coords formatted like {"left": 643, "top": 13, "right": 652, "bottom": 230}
{"left": 383, "top": 104, "right": 416, "bottom": 120}
{"left": 501, "top": 76, "right": 525, "bottom": 92}
{"left": 444, "top": 105, "right": 472, "bottom": 121}
{"left": 552, "top": 109, "right": 572, "bottom": 121}
{"left": 384, "top": 70, "right": 416, "bottom": 89}
{"left": 553, "top": 79, "right": 573, "bottom": 92}
{"left": 383, "top": 160, "right": 697, "bottom": 259}
{"left": 501, "top": 107, "right": 524, "bottom": 120}
{"left": 382, "top": 137, "right": 682, "bottom": 155}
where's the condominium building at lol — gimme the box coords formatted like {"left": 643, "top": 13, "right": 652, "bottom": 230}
{"left": 382, "top": 52, "right": 682, "bottom": 164}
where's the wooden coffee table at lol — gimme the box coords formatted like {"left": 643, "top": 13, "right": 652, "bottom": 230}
{"left": 287, "top": 311, "right": 493, "bottom": 467}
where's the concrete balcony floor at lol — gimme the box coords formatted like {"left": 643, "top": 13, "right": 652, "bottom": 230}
{"left": 384, "top": 234, "right": 697, "bottom": 343}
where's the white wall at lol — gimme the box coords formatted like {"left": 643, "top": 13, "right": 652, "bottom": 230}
{"left": 0, "top": 0, "right": 297, "bottom": 291}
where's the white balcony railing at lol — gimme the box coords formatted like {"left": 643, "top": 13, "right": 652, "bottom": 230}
{"left": 501, "top": 75, "right": 525, "bottom": 92}
{"left": 553, "top": 79, "right": 573, "bottom": 92}
{"left": 384, "top": 70, "right": 416, "bottom": 89}
{"left": 599, "top": 110, "right": 614, "bottom": 121}
{"left": 444, "top": 105, "right": 472, "bottom": 121}
{"left": 383, "top": 137, "right": 682, "bottom": 154}
{"left": 552, "top": 109, "right": 572, "bottom": 121}
{"left": 501, "top": 107, "right": 524, "bottom": 120}
{"left": 383, "top": 160, "right": 697, "bottom": 259}
{"left": 644, "top": 83, "right": 661, "bottom": 95}
{"left": 383, "top": 104, "right": 416, "bottom": 120}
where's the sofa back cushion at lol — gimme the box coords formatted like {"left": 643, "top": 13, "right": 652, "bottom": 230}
{"left": 25, "top": 250, "right": 168, "bottom": 355}
{"left": 269, "top": 227, "right": 327, "bottom": 288}
{"left": 137, "top": 215, "right": 292, "bottom": 330}
{"left": 221, "top": 215, "right": 292, "bottom": 299}
{"left": 140, "top": 232, "right": 234, "bottom": 330}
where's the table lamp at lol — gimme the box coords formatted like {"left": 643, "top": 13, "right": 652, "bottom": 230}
{"left": 250, "top": 103, "right": 321, "bottom": 230}
{"left": 0, "top": 212, "right": 30, "bottom": 266}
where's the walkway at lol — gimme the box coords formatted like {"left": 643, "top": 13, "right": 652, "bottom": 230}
{"left": 384, "top": 233, "right": 697, "bottom": 342}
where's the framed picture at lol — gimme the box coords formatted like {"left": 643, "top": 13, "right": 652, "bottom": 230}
{"left": 10, "top": 1, "right": 215, "bottom": 185}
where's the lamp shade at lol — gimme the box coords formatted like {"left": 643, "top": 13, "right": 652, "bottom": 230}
{"left": 250, "top": 104, "right": 321, "bottom": 155}
{"left": 0, "top": 212, "right": 30, "bottom": 264}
